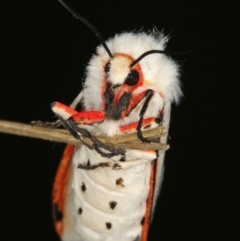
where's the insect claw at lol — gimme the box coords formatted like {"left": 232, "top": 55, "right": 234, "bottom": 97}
{"left": 31, "top": 119, "right": 61, "bottom": 128}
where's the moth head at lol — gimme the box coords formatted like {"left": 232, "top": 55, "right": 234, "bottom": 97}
{"left": 104, "top": 55, "right": 142, "bottom": 89}
{"left": 84, "top": 32, "right": 182, "bottom": 113}
{"left": 56, "top": 0, "right": 182, "bottom": 111}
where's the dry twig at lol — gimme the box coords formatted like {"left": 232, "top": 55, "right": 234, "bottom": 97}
{"left": 0, "top": 119, "right": 169, "bottom": 150}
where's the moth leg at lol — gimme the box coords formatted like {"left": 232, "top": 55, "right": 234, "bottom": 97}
{"left": 51, "top": 102, "right": 125, "bottom": 157}
{"left": 55, "top": 114, "right": 125, "bottom": 158}
{"left": 136, "top": 89, "right": 155, "bottom": 143}
{"left": 72, "top": 123, "right": 125, "bottom": 158}
{"left": 120, "top": 117, "right": 159, "bottom": 131}
{"left": 31, "top": 101, "right": 79, "bottom": 127}
{"left": 69, "top": 90, "right": 83, "bottom": 109}
{"left": 31, "top": 91, "right": 84, "bottom": 127}
{"left": 52, "top": 102, "right": 106, "bottom": 124}
{"left": 31, "top": 119, "right": 62, "bottom": 128}
{"left": 92, "top": 142, "right": 125, "bottom": 158}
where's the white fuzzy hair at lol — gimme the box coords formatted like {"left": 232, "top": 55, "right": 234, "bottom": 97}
{"left": 83, "top": 31, "right": 182, "bottom": 109}
{"left": 82, "top": 30, "right": 182, "bottom": 136}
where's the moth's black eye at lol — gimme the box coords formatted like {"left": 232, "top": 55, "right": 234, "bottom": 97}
{"left": 125, "top": 69, "right": 140, "bottom": 86}
{"left": 105, "top": 62, "right": 111, "bottom": 74}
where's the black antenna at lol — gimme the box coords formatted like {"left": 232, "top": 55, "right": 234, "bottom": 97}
{"left": 57, "top": 0, "right": 113, "bottom": 58}
{"left": 129, "top": 49, "right": 192, "bottom": 67}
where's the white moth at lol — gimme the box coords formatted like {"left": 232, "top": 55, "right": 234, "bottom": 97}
{"left": 51, "top": 1, "right": 182, "bottom": 241}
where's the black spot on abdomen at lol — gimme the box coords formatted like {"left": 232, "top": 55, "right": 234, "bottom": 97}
{"left": 109, "top": 201, "right": 117, "bottom": 210}
{"left": 116, "top": 178, "right": 124, "bottom": 187}
{"left": 81, "top": 182, "right": 86, "bottom": 192}
{"left": 106, "top": 222, "right": 112, "bottom": 229}
{"left": 78, "top": 207, "right": 83, "bottom": 215}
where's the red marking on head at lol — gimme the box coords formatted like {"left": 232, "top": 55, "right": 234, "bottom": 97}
{"left": 101, "top": 53, "right": 146, "bottom": 117}
{"left": 114, "top": 58, "right": 144, "bottom": 93}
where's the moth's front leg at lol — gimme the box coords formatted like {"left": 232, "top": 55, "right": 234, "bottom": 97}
{"left": 51, "top": 102, "right": 106, "bottom": 124}
{"left": 51, "top": 102, "right": 125, "bottom": 158}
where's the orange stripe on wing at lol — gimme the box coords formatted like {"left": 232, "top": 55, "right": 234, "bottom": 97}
{"left": 52, "top": 144, "right": 74, "bottom": 237}
{"left": 141, "top": 159, "right": 157, "bottom": 241}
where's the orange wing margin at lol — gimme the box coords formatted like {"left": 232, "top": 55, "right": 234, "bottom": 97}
{"left": 52, "top": 144, "right": 75, "bottom": 237}
{"left": 141, "top": 159, "right": 157, "bottom": 241}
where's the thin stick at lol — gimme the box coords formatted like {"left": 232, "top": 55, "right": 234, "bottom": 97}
{"left": 0, "top": 119, "right": 169, "bottom": 150}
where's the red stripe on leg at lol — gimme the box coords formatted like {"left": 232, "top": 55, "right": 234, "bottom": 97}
{"left": 71, "top": 111, "right": 106, "bottom": 124}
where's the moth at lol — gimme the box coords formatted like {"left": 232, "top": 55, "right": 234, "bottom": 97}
{"left": 51, "top": 1, "right": 182, "bottom": 241}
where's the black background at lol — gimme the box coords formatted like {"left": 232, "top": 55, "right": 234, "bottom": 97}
{"left": 0, "top": 0, "right": 239, "bottom": 240}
